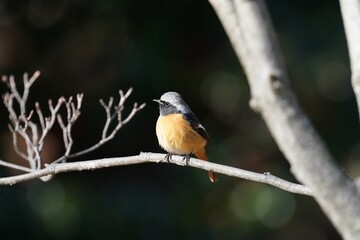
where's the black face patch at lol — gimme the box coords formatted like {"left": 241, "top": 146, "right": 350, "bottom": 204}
{"left": 159, "top": 101, "right": 181, "bottom": 116}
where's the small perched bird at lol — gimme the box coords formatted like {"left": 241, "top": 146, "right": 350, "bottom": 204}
{"left": 153, "top": 92, "right": 217, "bottom": 182}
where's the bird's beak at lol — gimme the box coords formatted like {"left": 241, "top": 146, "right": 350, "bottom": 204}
{"left": 153, "top": 99, "right": 161, "bottom": 104}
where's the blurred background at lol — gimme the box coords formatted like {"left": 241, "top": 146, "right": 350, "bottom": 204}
{"left": 0, "top": 0, "right": 356, "bottom": 239}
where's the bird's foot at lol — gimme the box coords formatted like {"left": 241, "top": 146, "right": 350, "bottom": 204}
{"left": 165, "top": 153, "right": 173, "bottom": 163}
{"left": 183, "top": 155, "right": 191, "bottom": 165}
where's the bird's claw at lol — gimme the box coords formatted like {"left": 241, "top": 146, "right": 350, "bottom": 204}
{"left": 165, "top": 153, "right": 172, "bottom": 163}
{"left": 183, "top": 155, "right": 191, "bottom": 165}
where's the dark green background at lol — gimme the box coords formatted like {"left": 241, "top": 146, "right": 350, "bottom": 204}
{"left": 0, "top": 0, "right": 356, "bottom": 239}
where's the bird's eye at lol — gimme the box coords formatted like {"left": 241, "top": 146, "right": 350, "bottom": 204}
{"left": 163, "top": 102, "right": 170, "bottom": 107}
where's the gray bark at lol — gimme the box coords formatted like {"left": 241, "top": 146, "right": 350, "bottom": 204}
{"left": 208, "top": 0, "right": 360, "bottom": 239}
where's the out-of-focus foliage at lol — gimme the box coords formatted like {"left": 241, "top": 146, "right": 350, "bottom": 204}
{"left": 0, "top": 0, "right": 353, "bottom": 239}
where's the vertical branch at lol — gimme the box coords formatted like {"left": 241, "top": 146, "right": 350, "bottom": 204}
{"left": 28, "top": 120, "right": 41, "bottom": 170}
{"left": 209, "top": 0, "right": 360, "bottom": 239}
{"left": 21, "top": 71, "right": 39, "bottom": 116}
{"left": 56, "top": 94, "right": 83, "bottom": 161}
{"left": 3, "top": 93, "right": 18, "bottom": 125}
{"left": 339, "top": 0, "right": 360, "bottom": 121}
{"left": 99, "top": 97, "right": 114, "bottom": 139}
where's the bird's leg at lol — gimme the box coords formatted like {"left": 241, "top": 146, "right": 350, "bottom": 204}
{"left": 182, "top": 154, "right": 191, "bottom": 165}
{"left": 165, "top": 153, "right": 173, "bottom": 163}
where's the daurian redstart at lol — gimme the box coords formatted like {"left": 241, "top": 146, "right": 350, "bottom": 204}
{"left": 154, "top": 92, "right": 217, "bottom": 182}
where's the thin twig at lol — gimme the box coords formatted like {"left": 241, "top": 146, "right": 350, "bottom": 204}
{"left": 9, "top": 127, "right": 30, "bottom": 162}
{"left": 0, "top": 159, "right": 32, "bottom": 173}
{"left": 35, "top": 102, "right": 45, "bottom": 130}
{"left": 99, "top": 97, "right": 113, "bottom": 139}
{"left": 3, "top": 93, "right": 18, "bottom": 125}
{"left": 56, "top": 95, "right": 82, "bottom": 161}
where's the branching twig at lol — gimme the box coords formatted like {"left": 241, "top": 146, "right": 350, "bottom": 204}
{"left": 52, "top": 88, "right": 146, "bottom": 164}
{"left": 38, "top": 98, "right": 64, "bottom": 145}
{"left": 2, "top": 72, "right": 43, "bottom": 170}
{"left": 0, "top": 152, "right": 312, "bottom": 196}
{"left": 1, "top": 71, "right": 145, "bottom": 172}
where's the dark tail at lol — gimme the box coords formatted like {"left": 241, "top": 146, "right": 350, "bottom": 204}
{"left": 194, "top": 148, "right": 218, "bottom": 182}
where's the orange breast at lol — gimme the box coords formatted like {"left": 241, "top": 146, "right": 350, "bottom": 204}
{"left": 156, "top": 114, "right": 207, "bottom": 155}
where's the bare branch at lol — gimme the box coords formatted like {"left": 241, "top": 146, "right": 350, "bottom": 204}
{"left": 1, "top": 72, "right": 145, "bottom": 186}
{"left": 0, "top": 152, "right": 312, "bottom": 196}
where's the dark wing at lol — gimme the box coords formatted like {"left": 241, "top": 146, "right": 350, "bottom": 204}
{"left": 183, "top": 112, "right": 211, "bottom": 144}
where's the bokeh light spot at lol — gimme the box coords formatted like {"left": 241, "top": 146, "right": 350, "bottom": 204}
{"left": 230, "top": 183, "right": 262, "bottom": 222}
{"left": 202, "top": 71, "right": 242, "bottom": 115}
{"left": 27, "top": 181, "right": 81, "bottom": 239}
{"left": 255, "top": 188, "right": 296, "bottom": 229}
{"left": 230, "top": 183, "right": 296, "bottom": 229}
